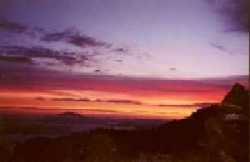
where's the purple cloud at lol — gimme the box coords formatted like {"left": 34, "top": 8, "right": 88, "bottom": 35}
{"left": 0, "top": 19, "right": 141, "bottom": 74}
{"left": 0, "top": 45, "right": 89, "bottom": 66}
{"left": 0, "top": 19, "right": 27, "bottom": 33}
{"left": 42, "top": 29, "right": 110, "bottom": 48}
{"left": 0, "top": 20, "right": 111, "bottom": 49}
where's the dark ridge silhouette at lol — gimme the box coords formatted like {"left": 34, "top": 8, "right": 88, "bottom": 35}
{"left": 0, "top": 83, "right": 248, "bottom": 162}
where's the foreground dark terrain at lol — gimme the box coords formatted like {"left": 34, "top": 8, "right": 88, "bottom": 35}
{"left": 0, "top": 83, "right": 248, "bottom": 162}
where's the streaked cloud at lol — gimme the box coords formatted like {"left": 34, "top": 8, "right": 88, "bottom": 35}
{"left": 113, "top": 47, "right": 129, "bottom": 53}
{"left": 45, "top": 96, "right": 142, "bottom": 105}
{"left": 42, "top": 28, "right": 110, "bottom": 48}
{"left": 95, "top": 99, "right": 142, "bottom": 105}
{"left": 0, "top": 19, "right": 143, "bottom": 75}
{"left": 209, "top": 42, "right": 233, "bottom": 55}
{"left": 35, "top": 97, "right": 46, "bottom": 101}
{"left": 0, "top": 19, "right": 27, "bottom": 33}
{"left": 0, "top": 45, "right": 89, "bottom": 66}
{"left": 51, "top": 97, "right": 91, "bottom": 102}
{"left": 0, "top": 55, "right": 32, "bottom": 64}
{"left": 169, "top": 67, "right": 177, "bottom": 71}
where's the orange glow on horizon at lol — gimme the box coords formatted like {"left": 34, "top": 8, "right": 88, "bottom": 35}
{"left": 0, "top": 86, "right": 227, "bottom": 119}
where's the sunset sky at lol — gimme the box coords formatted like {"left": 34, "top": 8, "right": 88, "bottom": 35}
{"left": 0, "top": 0, "right": 248, "bottom": 119}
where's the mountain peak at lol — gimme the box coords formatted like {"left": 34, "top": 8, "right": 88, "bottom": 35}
{"left": 231, "top": 82, "right": 245, "bottom": 92}
{"left": 222, "top": 83, "right": 248, "bottom": 109}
